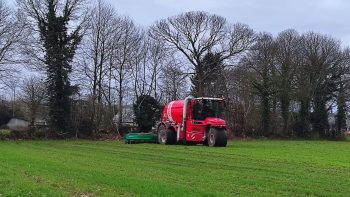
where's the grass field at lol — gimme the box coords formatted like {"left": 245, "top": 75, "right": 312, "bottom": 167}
{"left": 0, "top": 140, "right": 349, "bottom": 197}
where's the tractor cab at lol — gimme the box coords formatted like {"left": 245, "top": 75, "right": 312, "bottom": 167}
{"left": 192, "top": 97, "right": 225, "bottom": 120}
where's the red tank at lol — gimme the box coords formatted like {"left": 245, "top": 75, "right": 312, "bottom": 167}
{"left": 157, "top": 96, "right": 228, "bottom": 147}
{"left": 162, "top": 100, "right": 185, "bottom": 123}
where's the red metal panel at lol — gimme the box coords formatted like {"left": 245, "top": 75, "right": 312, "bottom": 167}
{"left": 162, "top": 100, "right": 184, "bottom": 124}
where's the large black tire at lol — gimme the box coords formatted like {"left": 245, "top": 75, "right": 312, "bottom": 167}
{"left": 208, "top": 128, "right": 227, "bottom": 147}
{"left": 158, "top": 126, "right": 176, "bottom": 145}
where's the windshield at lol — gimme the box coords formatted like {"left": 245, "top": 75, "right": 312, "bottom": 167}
{"left": 192, "top": 99, "right": 225, "bottom": 120}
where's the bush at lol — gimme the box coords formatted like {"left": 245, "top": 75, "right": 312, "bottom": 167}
{"left": 133, "top": 95, "right": 162, "bottom": 132}
{"left": 95, "top": 133, "right": 117, "bottom": 140}
{"left": 9, "top": 129, "right": 29, "bottom": 139}
{"left": 32, "top": 126, "right": 49, "bottom": 139}
{"left": 345, "top": 132, "right": 350, "bottom": 141}
{"left": 0, "top": 129, "right": 11, "bottom": 140}
{"left": 0, "top": 128, "right": 30, "bottom": 140}
{"left": 76, "top": 119, "right": 94, "bottom": 138}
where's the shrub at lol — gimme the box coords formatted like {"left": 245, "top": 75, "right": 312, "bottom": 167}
{"left": 133, "top": 95, "right": 162, "bottom": 132}
{"left": 0, "top": 129, "right": 11, "bottom": 140}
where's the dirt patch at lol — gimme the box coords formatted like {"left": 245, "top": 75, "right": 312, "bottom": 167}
{"left": 79, "top": 193, "right": 94, "bottom": 197}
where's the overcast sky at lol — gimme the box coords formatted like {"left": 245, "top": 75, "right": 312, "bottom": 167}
{"left": 107, "top": 0, "right": 350, "bottom": 47}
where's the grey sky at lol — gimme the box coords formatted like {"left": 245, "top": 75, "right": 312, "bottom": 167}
{"left": 108, "top": 0, "right": 350, "bottom": 47}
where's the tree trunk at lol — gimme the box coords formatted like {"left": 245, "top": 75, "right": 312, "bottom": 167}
{"left": 197, "top": 65, "right": 205, "bottom": 97}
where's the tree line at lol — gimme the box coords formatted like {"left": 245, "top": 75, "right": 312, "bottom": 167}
{"left": 0, "top": 0, "right": 349, "bottom": 139}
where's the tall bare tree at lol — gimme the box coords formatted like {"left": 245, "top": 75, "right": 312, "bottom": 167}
{"left": 110, "top": 17, "right": 142, "bottom": 128}
{"left": 20, "top": 77, "right": 46, "bottom": 135}
{"left": 77, "top": 0, "right": 119, "bottom": 134}
{"left": 0, "top": 0, "right": 26, "bottom": 83}
{"left": 224, "top": 65, "right": 257, "bottom": 136}
{"left": 130, "top": 32, "right": 149, "bottom": 99}
{"left": 147, "top": 38, "right": 169, "bottom": 99}
{"left": 244, "top": 33, "right": 277, "bottom": 136}
{"left": 159, "top": 57, "right": 189, "bottom": 102}
{"left": 275, "top": 29, "right": 300, "bottom": 135}
{"left": 150, "top": 11, "right": 255, "bottom": 96}
{"left": 297, "top": 32, "right": 344, "bottom": 137}
{"left": 131, "top": 36, "right": 170, "bottom": 101}
{"left": 336, "top": 48, "right": 350, "bottom": 135}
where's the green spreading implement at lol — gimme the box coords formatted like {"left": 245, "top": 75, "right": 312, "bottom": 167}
{"left": 124, "top": 133, "right": 157, "bottom": 144}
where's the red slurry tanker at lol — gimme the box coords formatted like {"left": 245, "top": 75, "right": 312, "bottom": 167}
{"left": 157, "top": 96, "right": 227, "bottom": 147}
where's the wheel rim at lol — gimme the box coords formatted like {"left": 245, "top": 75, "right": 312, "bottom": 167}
{"left": 160, "top": 130, "right": 166, "bottom": 144}
{"left": 209, "top": 132, "right": 215, "bottom": 145}
{"left": 161, "top": 135, "right": 166, "bottom": 143}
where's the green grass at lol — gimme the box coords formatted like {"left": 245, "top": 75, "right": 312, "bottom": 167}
{"left": 0, "top": 140, "right": 349, "bottom": 197}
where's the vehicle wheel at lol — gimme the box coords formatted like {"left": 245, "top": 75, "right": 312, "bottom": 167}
{"left": 167, "top": 130, "right": 176, "bottom": 144}
{"left": 158, "top": 126, "right": 176, "bottom": 145}
{"left": 157, "top": 125, "right": 166, "bottom": 144}
{"left": 208, "top": 128, "right": 227, "bottom": 147}
{"left": 216, "top": 129, "right": 227, "bottom": 147}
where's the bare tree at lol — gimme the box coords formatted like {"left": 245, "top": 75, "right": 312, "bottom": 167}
{"left": 20, "top": 77, "right": 46, "bottom": 135}
{"left": 274, "top": 29, "right": 300, "bottom": 135}
{"left": 130, "top": 32, "right": 149, "bottom": 99}
{"left": 77, "top": 0, "right": 119, "bottom": 134}
{"left": 0, "top": 0, "right": 26, "bottom": 83}
{"left": 147, "top": 38, "right": 169, "bottom": 99}
{"left": 4, "top": 79, "right": 20, "bottom": 118}
{"left": 150, "top": 11, "right": 255, "bottom": 96}
{"left": 159, "top": 57, "right": 189, "bottom": 102}
{"left": 224, "top": 65, "right": 257, "bottom": 137}
{"left": 244, "top": 33, "right": 277, "bottom": 136}
{"left": 110, "top": 17, "right": 142, "bottom": 128}
{"left": 131, "top": 36, "right": 170, "bottom": 101}
{"left": 75, "top": 2, "right": 142, "bottom": 133}
{"left": 336, "top": 48, "right": 350, "bottom": 135}
{"left": 297, "top": 32, "right": 345, "bottom": 137}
